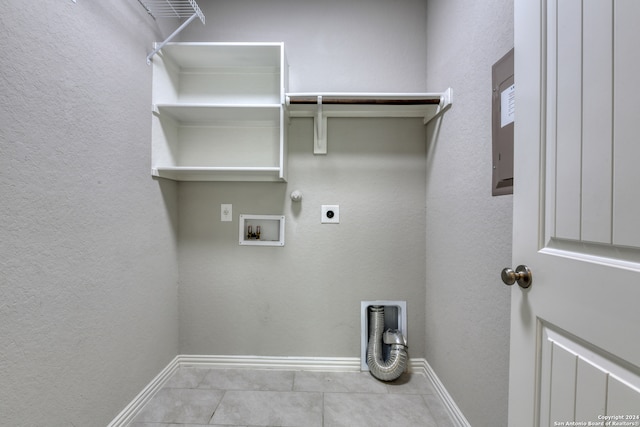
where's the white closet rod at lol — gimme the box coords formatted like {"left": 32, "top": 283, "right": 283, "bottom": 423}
{"left": 287, "top": 97, "right": 441, "bottom": 105}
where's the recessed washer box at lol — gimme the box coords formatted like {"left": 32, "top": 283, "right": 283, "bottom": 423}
{"left": 239, "top": 214, "right": 285, "bottom": 246}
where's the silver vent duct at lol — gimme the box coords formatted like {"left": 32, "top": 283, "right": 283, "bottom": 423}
{"left": 366, "top": 305, "right": 408, "bottom": 381}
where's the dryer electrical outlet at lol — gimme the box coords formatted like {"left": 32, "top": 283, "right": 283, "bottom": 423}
{"left": 321, "top": 205, "right": 339, "bottom": 223}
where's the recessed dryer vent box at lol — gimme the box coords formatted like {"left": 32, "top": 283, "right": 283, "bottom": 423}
{"left": 239, "top": 214, "right": 285, "bottom": 246}
{"left": 360, "top": 300, "right": 407, "bottom": 371}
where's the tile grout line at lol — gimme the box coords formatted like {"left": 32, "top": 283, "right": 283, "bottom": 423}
{"left": 207, "top": 389, "right": 226, "bottom": 425}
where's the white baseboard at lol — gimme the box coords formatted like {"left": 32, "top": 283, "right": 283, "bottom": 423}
{"left": 107, "top": 354, "right": 362, "bottom": 427}
{"left": 412, "top": 358, "right": 472, "bottom": 427}
{"left": 107, "top": 355, "right": 181, "bottom": 427}
{"left": 177, "top": 354, "right": 362, "bottom": 371}
{"left": 108, "top": 355, "right": 469, "bottom": 427}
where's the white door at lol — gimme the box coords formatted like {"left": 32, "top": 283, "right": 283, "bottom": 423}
{"left": 509, "top": 0, "right": 640, "bottom": 425}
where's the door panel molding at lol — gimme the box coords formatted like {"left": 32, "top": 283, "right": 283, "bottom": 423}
{"left": 538, "top": 321, "right": 640, "bottom": 425}
{"left": 542, "top": 238, "right": 640, "bottom": 273}
{"left": 544, "top": 0, "right": 640, "bottom": 253}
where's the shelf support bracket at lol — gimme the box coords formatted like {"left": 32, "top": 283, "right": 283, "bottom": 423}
{"left": 424, "top": 87, "right": 453, "bottom": 125}
{"left": 146, "top": 12, "right": 201, "bottom": 65}
{"left": 314, "top": 96, "right": 327, "bottom": 155}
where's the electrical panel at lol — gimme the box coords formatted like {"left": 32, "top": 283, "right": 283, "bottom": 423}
{"left": 492, "top": 48, "right": 515, "bottom": 196}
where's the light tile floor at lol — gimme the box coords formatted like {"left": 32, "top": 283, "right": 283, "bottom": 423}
{"left": 130, "top": 367, "right": 456, "bottom": 427}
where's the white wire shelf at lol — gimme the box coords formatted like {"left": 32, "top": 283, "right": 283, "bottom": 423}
{"left": 138, "top": 0, "right": 205, "bottom": 22}
{"left": 138, "top": 0, "right": 206, "bottom": 64}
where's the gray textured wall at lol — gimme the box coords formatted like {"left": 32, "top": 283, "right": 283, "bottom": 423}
{"left": 177, "top": 0, "right": 430, "bottom": 358}
{"left": 178, "top": 118, "right": 427, "bottom": 357}
{"left": 180, "top": 0, "right": 429, "bottom": 93}
{"left": 0, "top": 2, "right": 179, "bottom": 425}
{"left": 425, "top": 1, "right": 514, "bottom": 426}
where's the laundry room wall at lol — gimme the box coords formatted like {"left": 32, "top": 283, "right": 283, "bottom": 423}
{"left": 0, "top": 1, "right": 180, "bottom": 425}
{"left": 425, "top": 1, "right": 514, "bottom": 426}
{"left": 177, "top": 0, "right": 430, "bottom": 358}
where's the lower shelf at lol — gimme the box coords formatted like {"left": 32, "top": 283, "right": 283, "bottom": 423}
{"left": 152, "top": 166, "right": 286, "bottom": 182}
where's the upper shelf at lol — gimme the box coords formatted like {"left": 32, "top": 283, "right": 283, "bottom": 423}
{"left": 285, "top": 89, "right": 453, "bottom": 154}
{"left": 158, "top": 43, "right": 283, "bottom": 69}
{"left": 137, "top": 0, "right": 205, "bottom": 20}
{"left": 140, "top": 0, "right": 206, "bottom": 64}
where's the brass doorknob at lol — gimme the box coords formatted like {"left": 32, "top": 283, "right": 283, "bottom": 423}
{"left": 501, "top": 265, "right": 532, "bottom": 288}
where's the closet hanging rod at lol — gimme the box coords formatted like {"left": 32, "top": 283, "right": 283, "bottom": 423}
{"left": 287, "top": 97, "right": 441, "bottom": 106}
{"left": 285, "top": 89, "right": 453, "bottom": 155}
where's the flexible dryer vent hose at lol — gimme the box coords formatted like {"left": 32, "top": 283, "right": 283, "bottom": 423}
{"left": 366, "top": 305, "right": 408, "bottom": 381}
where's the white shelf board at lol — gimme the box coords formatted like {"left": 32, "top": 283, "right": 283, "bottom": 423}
{"left": 160, "top": 43, "right": 284, "bottom": 69}
{"left": 154, "top": 104, "right": 281, "bottom": 125}
{"left": 152, "top": 166, "right": 284, "bottom": 182}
